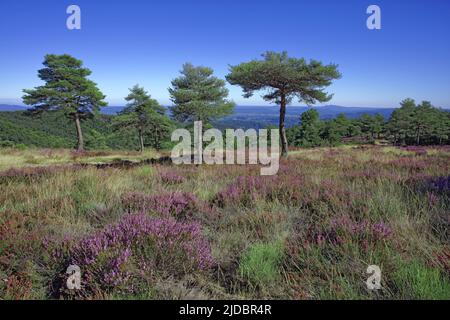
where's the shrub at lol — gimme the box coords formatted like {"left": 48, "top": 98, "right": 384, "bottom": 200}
{"left": 308, "top": 216, "right": 393, "bottom": 247}
{"left": 0, "top": 164, "right": 81, "bottom": 179}
{"left": 122, "top": 191, "right": 214, "bottom": 221}
{"left": 14, "top": 143, "right": 28, "bottom": 150}
{"left": 159, "top": 170, "right": 185, "bottom": 184}
{"left": 400, "top": 146, "right": 428, "bottom": 156}
{"left": 212, "top": 176, "right": 278, "bottom": 207}
{"left": 57, "top": 214, "right": 214, "bottom": 297}
{"left": 239, "top": 242, "right": 284, "bottom": 287}
{"left": 427, "top": 175, "right": 450, "bottom": 196}
{"left": 0, "top": 140, "right": 14, "bottom": 148}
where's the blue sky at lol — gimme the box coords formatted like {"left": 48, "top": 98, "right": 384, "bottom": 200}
{"left": 0, "top": 0, "right": 449, "bottom": 108}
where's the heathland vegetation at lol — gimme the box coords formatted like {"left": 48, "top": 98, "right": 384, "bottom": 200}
{"left": 0, "top": 146, "right": 449, "bottom": 299}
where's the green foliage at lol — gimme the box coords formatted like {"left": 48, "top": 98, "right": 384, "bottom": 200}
{"left": 0, "top": 140, "right": 15, "bottom": 148}
{"left": 0, "top": 111, "right": 74, "bottom": 148}
{"left": 22, "top": 54, "right": 107, "bottom": 150}
{"left": 239, "top": 242, "right": 284, "bottom": 287}
{"left": 85, "top": 129, "right": 108, "bottom": 150}
{"left": 287, "top": 99, "right": 449, "bottom": 148}
{"left": 0, "top": 111, "right": 144, "bottom": 150}
{"left": 113, "top": 85, "right": 173, "bottom": 151}
{"left": 226, "top": 51, "right": 341, "bottom": 156}
{"left": 387, "top": 99, "right": 450, "bottom": 145}
{"left": 226, "top": 52, "right": 341, "bottom": 104}
{"left": 169, "top": 63, "right": 235, "bottom": 127}
{"left": 293, "top": 109, "right": 323, "bottom": 147}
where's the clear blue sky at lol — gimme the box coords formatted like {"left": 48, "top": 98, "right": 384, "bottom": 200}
{"left": 0, "top": 0, "right": 449, "bottom": 108}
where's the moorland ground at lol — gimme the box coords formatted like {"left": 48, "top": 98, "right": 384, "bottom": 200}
{"left": 0, "top": 145, "right": 449, "bottom": 299}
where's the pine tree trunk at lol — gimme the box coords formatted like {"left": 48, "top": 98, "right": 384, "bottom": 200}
{"left": 279, "top": 94, "right": 288, "bottom": 157}
{"left": 74, "top": 113, "right": 84, "bottom": 151}
{"left": 139, "top": 129, "right": 144, "bottom": 153}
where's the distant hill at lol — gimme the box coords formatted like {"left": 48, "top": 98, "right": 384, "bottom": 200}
{"left": 214, "top": 105, "right": 396, "bottom": 129}
{"left": 0, "top": 105, "right": 29, "bottom": 112}
{"left": 1, "top": 104, "right": 396, "bottom": 131}
{"left": 0, "top": 105, "right": 125, "bottom": 115}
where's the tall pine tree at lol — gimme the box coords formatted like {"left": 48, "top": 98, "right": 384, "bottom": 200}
{"left": 23, "top": 54, "right": 106, "bottom": 150}
{"left": 169, "top": 63, "right": 235, "bottom": 128}
{"left": 113, "top": 85, "right": 171, "bottom": 152}
{"left": 226, "top": 51, "right": 341, "bottom": 157}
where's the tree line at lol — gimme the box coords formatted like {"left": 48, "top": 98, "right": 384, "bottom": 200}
{"left": 286, "top": 99, "right": 450, "bottom": 148}
{"left": 21, "top": 52, "right": 341, "bottom": 156}
{"left": 17, "top": 52, "right": 449, "bottom": 154}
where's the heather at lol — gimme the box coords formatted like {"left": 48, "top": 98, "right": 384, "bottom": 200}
{"left": 47, "top": 214, "right": 213, "bottom": 298}
{"left": 1, "top": 145, "right": 449, "bottom": 299}
{"left": 122, "top": 191, "right": 215, "bottom": 222}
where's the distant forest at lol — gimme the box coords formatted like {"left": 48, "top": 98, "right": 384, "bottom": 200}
{"left": 0, "top": 111, "right": 143, "bottom": 150}
{"left": 1, "top": 98, "right": 449, "bottom": 150}
{"left": 288, "top": 99, "right": 450, "bottom": 147}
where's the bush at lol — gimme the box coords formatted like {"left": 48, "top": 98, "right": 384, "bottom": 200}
{"left": 55, "top": 214, "right": 214, "bottom": 297}
{"left": 0, "top": 140, "right": 14, "bottom": 148}
{"left": 14, "top": 143, "right": 28, "bottom": 150}
{"left": 122, "top": 191, "right": 214, "bottom": 221}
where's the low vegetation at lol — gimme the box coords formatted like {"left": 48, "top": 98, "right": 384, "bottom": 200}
{"left": 0, "top": 145, "right": 448, "bottom": 299}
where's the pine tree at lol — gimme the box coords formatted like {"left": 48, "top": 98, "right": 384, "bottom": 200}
{"left": 297, "top": 109, "right": 323, "bottom": 147}
{"left": 23, "top": 54, "right": 106, "bottom": 150}
{"left": 226, "top": 51, "right": 341, "bottom": 157}
{"left": 169, "top": 63, "right": 235, "bottom": 127}
{"left": 113, "top": 85, "right": 171, "bottom": 152}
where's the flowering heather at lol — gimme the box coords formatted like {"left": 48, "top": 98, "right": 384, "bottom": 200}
{"left": 388, "top": 158, "right": 428, "bottom": 170}
{"left": 159, "top": 170, "right": 185, "bottom": 184}
{"left": 212, "top": 171, "right": 332, "bottom": 208}
{"left": 122, "top": 191, "right": 214, "bottom": 221}
{"left": 66, "top": 213, "right": 213, "bottom": 295}
{"left": 307, "top": 216, "right": 393, "bottom": 247}
{"left": 211, "top": 160, "right": 311, "bottom": 207}
{"left": 2, "top": 145, "right": 449, "bottom": 299}
{"left": 212, "top": 175, "right": 278, "bottom": 207}
{"left": 400, "top": 146, "right": 429, "bottom": 156}
{"left": 0, "top": 164, "right": 82, "bottom": 179}
{"left": 427, "top": 176, "right": 450, "bottom": 196}
{"left": 346, "top": 168, "right": 402, "bottom": 182}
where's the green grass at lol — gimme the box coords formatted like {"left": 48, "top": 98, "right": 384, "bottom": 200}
{"left": 239, "top": 241, "right": 284, "bottom": 287}
{"left": 393, "top": 259, "right": 450, "bottom": 299}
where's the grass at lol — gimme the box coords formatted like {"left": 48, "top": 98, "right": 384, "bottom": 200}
{"left": 239, "top": 241, "right": 284, "bottom": 287}
{"left": 0, "top": 145, "right": 449, "bottom": 300}
{"left": 393, "top": 258, "right": 450, "bottom": 299}
{"left": 0, "top": 148, "right": 160, "bottom": 171}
